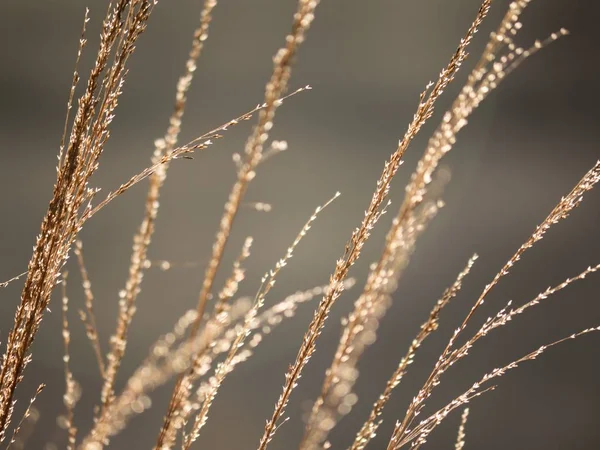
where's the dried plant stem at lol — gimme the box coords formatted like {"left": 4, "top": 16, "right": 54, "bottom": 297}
{"left": 153, "top": 237, "right": 254, "bottom": 449}
{"left": 79, "top": 86, "right": 310, "bottom": 226}
{"left": 99, "top": 0, "right": 218, "bottom": 410}
{"left": 454, "top": 408, "right": 469, "bottom": 450}
{"left": 393, "top": 326, "right": 600, "bottom": 449}
{"left": 259, "top": 3, "right": 491, "bottom": 449}
{"left": 214, "top": 237, "right": 254, "bottom": 316}
{"left": 318, "top": 2, "right": 558, "bottom": 445}
{"left": 157, "top": 0, "right": 321, "bottom": 445}
{"left": 5, "top": 384, "right": 44, "bottom": 450}
{"left": 456, "top": 163, "right": 600, "bottom": 347}
{"left": 349, "top": 255, "right": 477, "bottom": 450}
{"left": 397, "top": 0, "right": 566, "bottom": 238}
{"left": 0, "top": 2, "right": 156, "bottom": 440}
{"left": 182, "top": 193, "right": 339, "bottom": 448}
{"left": 386, "top": 261, "right": 600, "bottom": 446}
{"left": 74, "top": 240, "right": 105, "bottom": 377}
{"left": 191, "top": 279, "right": 357, "bottom": 405}
{"left": 0, "top": 272, "right": 28, "bottom": 289}
{"left": 79, "top": 306, "right": 244, "bottom": 450}
{"left": 388, "top": 161, "right": 600, "bottom": 448}
{"left": 182, "top": 297, "right": 263, "bottom": 450}
{"left": 191, "top": 0, "right": 320, "bottom": 337}
{"left": 301, "top": 195, "right": 445, "bottom": 450}
{"left": 60, "top": 273, "right": 79, "bottom": 450}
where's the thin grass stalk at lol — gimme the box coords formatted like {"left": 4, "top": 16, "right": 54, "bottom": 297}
{"left": 190, "top": 1, "right": 320, "bottom": 337}
{"left": 392, "top": 326, "right": 600, "bottom": 448}
{"left": 388, "top": 161, "right": 600, "bottom": 448}
{"left": 0, "top": 2, "right": 156, "bottom": 439}
{"left": 73, "top": 240, "right": 105, "bottom": 377}
{"left": 79, "top": 301, "right": 248, "bottom": 449}
{"left": 349, "top": 255, "right": 477, "bottom": 450}
{"left": 191, "top": 279, "right": 357, "bottom": 405}
{"left": 157, "top": 0, "right": 321, "bottom": 445}
{"left": 301, "top": 195, "right": 445, "bottom": 450}
{"left": 455, "top": 408, "right": 469, "bottom": 450}
{"left": 78, "top": 86, "right": 309, "bottom": 226}
{"left": 4, "top": 385, "right": 44, "bottom": 450}
{"left": 258, "top": 3, "right": 491, "bottom": 448}
{"left": 155, "top": 237, "right": 254, "bottom": 448}
{"left": 99, "top": 0, "right": 218, "bottom": 410}
{"left": 0, "top": 272, "right": 29, "bottom": 290}
{"left": 181, "top": 193, "right": 339, "bottom": 448}
{"left": 338, "top": 3, "right": 571, "bottom": 443}
{"left": 60, "top": 273, "right": 79, "bottom": 450}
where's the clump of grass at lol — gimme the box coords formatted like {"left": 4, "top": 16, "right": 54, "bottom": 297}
{"left": 0, "top": 0, "right": 598, "bottom": 449}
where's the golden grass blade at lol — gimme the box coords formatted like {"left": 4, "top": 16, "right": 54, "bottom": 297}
{"left": 214, "top": 237, "right": 254, "bottom": 316}
{"left": 191, "top": 279, "right": 357, "bottom": 404}
{"left": 333, "top": 4, "right": 564, "bottom": 444}
{"left": 155, "top": 236, "right": 253, "bottom": 448}
{"left": 191, "top": 3, "right": 320, "bottom": 338}
{"left": 400, "top": 1, "right": 567, "bottom": 231}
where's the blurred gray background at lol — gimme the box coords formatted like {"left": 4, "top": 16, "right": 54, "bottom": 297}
{"left": 1, "top": 0, "right": 599, "bottom": 449}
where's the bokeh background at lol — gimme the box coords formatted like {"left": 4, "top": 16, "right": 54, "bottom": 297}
{"left": 1, "top": 0, "right": 599, "bottom": 449}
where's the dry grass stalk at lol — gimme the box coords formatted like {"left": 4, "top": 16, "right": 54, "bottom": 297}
{"left": 258, "top": 3, "right": 491, "bottom": 449}
{"left": 349, "top": 255, "right": 478, "bottom": 450}
{"left": 180, "top": 193, "right": 340, "bottom": 448}
{"left": 388, "top": 258, "right": 600, "bottom": 447}
{"left": 191, "top": 0, "right": 321, "bottom": 336}
{"left": 168, "top": 280, "right": 356, "bottom": 419}
{"left": 454, "top": 408, "right": 469, "bottom": 450}
{"left": 331, "top": 3, "right": 564, "bottom": 447}
{"left": 191, "top": 279, "right": 357, "bottom": 406}
{"left": 60, "top": 273, "right": 80, "bottom": 450}
{"left": 157, "top": 0, "right": 321, "bottom": 445}
{"left": 99, "top": 0, "right": 218, "bottom": 411}
{"left": 474, "top": 263, "right": 600, "bottom": 339}
{"left": 73, "top": 241, "right": 105, "bottom": 377}
{"left": 399, "top": 0, "right": 566, "bottom": 233}
{"left": 242, "top": 278, "right": 357, "bottom": 353}
{"left": 5, "top": 384, "right": 44, "bottom": 450}
{"left": 0, "top": 1, "right": 156, "bottom": 440}
{"left": 80, "top": 300, "right": 248, "bottom": 449}
{"left": 154, "top": 237, "right": 255, "bottom": 449}
{"left": 181, "top": 296, "right": 263, "bottom": 450}
{"left": 79, "top": 85, "right": 310, "bottom": 226}
{"left": 83, "top": 193, "right": 337, "bottom": 449}
{"left": 301, "top": 195, "right": 445, "bottom": 450}
{"left": 2, "top": 0, "right": 597, "bottom": 448}
{"left": 0, "top": 272, "right": 28, "bottom": 290}
{"left": 394, "top": 326, "right": 600, "bottom": 449}
{"left": 214, "top": 237, "right": 254, "bottom": 316}
{"left": 386, "top": 162, "right": 600, "bottom": 449}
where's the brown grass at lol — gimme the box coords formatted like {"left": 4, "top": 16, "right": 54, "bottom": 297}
{"left": 0, "top": 0, "right": 598, "bottom": 449}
